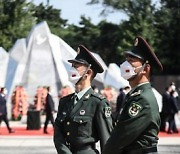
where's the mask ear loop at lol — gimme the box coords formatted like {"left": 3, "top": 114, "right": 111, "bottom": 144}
{"left": 75, "top": 64, "right": 91, "bottom": 85}
{"left": 136, "top": 60, "right": 148, "bottom": 73}
{"left": 128, "top": 61, "right": 148, "bottom": 81}
{"left": 138, "top": 63, "right": 146, "bottom": 73}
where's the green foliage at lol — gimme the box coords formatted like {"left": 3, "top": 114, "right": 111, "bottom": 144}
{"left": 89, "top": 0, "right": 157, "bottom": 67}
{"left": 94, "top": 21, "right": 123, "bottom": 64}
{"left": 63, "top": 17, "right": 123, "bottom": 65}
{"left": 0, "top": 0, "right": 36, "bottom": 50}
{"left": 33, "top": 3, "right": 68, "bottom": 37}
{"left": 64, "top": 16, "right": 100, "bottom": 49}
{"left": 89, "top": 0, "right": 180, "bottom": 74}
{"left": 154, "top": 0, "right": 180, "bottom": 74}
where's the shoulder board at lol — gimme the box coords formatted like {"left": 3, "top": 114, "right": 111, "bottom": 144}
{"left": 91, "top": 92, "right": 106, "bottom": 100}
{"left": 130, "top": 90, "right": 142, "bottom": 97}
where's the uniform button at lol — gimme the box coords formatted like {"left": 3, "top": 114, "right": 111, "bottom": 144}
{"left": 67, "top": 132, "right": 70, "bottom": 136}
{"left": 67, "top": 121, "right": 70, "bottom": 125}
{"left": 79, "top": 120, "right": 83, "bottom": 123}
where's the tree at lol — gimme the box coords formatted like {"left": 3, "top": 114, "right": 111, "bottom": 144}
{"left": 89, "top": 0, "right": 158, "bottom": 67}
{"left": 154, "top": 0, "right": 180, "bottom": 74}
{"left": 33, "top": 3, "right": 68, "bottom": 38}
{"left": 63, "top": 16, "right": 122, "bottom": 65}
{"left": 93, "top": 21, "right": 123, "bottom": 64}
{"left": 0, "top": 0, "right": 36, "bottom": 50}
{"left": 62, "top": 16, "right": 100, "bottom": 52}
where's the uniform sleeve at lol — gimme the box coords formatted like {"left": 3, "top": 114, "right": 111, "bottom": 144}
{"left": 103, "top": 98, "right": 151, "bottom": 154}
{"left": 53, "top": 101, "right": 72, "bottom": 154}
{"left": 95, "top": 99, "right": 113, "bottom": 152}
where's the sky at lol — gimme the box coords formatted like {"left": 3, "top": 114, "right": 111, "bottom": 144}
{"left": 31, "top": 0, "right": 128, "bottom": 25}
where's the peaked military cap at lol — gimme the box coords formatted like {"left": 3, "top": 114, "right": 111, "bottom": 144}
{"left": 68, "top": 45, "right": 104, "bottom": 73}
{"left": 125, "top": 36, "right": 163, "bottom": 71}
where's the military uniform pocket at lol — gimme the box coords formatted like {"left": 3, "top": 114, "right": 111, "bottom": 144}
{"left": 58, "top": 114, "right": 66, "bottom": 123}
{"left": 73, "top": 116, "right": 92, "bottom": 137}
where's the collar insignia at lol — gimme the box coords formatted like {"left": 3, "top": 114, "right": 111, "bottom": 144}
{"left": 131, "top": 90, "right": 142, "bottom": 97}
{"left": 85, "top": 94, "right": 90, "bottom": 99}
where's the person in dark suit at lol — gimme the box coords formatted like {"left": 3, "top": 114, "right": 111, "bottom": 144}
{"left": 167, "top": 90, "right": 179, "bottom": 134}
{"left": 44, "top": 86, "right": 55, "bottom": 134}
{"left": 0, "top": 87, "right": 15, "bottom": 133}
{"left": 53, "top": 45, "right": 113, "bottom": 154}
{"left": 160, "top": 86, "right": 171, "bottom": 132}
{"left": 115, "top": 86, "right": 130, "bottom": 121}
{"left": 103, "top": 36, "right": 163, "bottom": 154}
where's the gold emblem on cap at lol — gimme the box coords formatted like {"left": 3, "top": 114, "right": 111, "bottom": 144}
{"left": 77, "top": 47, "right": 80, "bottom": 54}
{"left": 134, "top": 38, "right": 139, "bottom": 46}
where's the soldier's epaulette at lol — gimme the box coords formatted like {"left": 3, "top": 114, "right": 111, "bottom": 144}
{"left": 91, "top": 92, "right": 106, "bottom": 100}
{"left": 130, "top": 90, "right": 142, "bottom": 97}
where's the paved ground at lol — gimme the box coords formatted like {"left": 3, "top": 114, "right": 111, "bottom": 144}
{"left": 0, "top": 135, "right": 180, "bottom": 154}
{"left": 0, "top": 145, "right": 179, "bottom": 154}
{"left": 0, "top": 136, "right": 180, "bottom": 154}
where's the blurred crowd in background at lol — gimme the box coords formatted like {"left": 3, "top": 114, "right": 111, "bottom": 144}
{"left": 0, "top": 81, "right": 179, "bottom": 134}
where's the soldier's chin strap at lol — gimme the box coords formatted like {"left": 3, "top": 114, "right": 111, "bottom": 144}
{"left": 75, "top": 64, "right": 91, "bottom": 85}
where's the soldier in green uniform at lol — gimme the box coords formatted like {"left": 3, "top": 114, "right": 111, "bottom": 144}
{"left": 54, "top": 45, "right": 113, "bottom": 154}
{"left": 103, "top": 36, "right": 163, "bottom": 154}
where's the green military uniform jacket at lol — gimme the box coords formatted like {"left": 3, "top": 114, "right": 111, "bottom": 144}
{"left": 103, "top": 83, "right": 160, "bottom": 154}
{"left": 54, "top": 88, "right": 113, "bottom": 154}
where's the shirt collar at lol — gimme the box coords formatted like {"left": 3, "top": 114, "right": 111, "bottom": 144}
{"left": 76, "top": 86, "right": 91, "bottom": 100}
{"left": 128, "top": 82, "right": 149, "bottom": 95}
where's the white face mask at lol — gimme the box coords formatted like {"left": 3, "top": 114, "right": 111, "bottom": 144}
{"left": 69, "top": 67, "right": 82, "bottom": 85}
{"left": 69, "top": 64, "right": 91, "bottom": 85}
{"left": 120, "top": 61, "right": 144, "bottom": 80}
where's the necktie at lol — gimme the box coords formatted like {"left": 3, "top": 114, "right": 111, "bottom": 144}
{"left": 70, "top": 94, "right": 78, "bottom": 110}
{"left": 74, "top": 95, "right": 79, "bottom": 105}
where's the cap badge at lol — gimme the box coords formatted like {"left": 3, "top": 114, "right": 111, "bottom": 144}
{"left": 134, "top": 38, "right": 139, "bottom": 46}
{"left": 80, "top": 110, "right": 85, "bottom": 115}
{"left": 77, "top": 47, "right": 80, "bottom": 54}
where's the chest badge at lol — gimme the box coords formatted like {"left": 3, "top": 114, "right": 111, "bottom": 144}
{"left": 80, "top": 110, "right": 85, "bottom": 115}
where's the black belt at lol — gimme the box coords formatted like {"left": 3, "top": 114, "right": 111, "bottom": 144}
{"left": 70, "top": 144, "right": 95, "bottom": 153}
{"left": 125, "top": 146, "right": 157, "bottom": 154}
